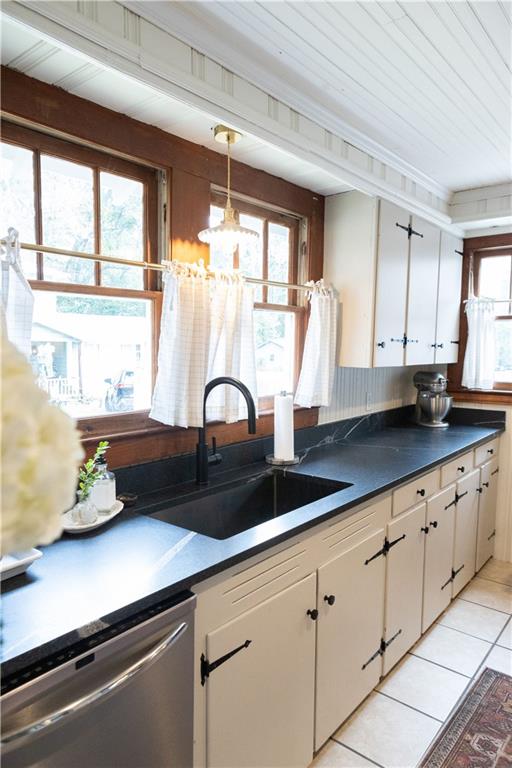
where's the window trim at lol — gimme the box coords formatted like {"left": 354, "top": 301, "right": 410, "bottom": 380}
{"left": 447, "top": 233, "right": 512, "bottom": 402}
{"left": 2, "top": 120, "right": 160, "bottom": 290}
{"left": 210, "top": 192, "right": 306, "bottom": 409}
{"left": 3, "top": 120, "right": 162, "bottom": 430}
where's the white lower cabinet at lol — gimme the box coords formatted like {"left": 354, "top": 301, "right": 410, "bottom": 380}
{"left": 383, "top": 503, "right": 426, "bottom": 675}
{"left": 451, "top": 469, "right": 480, "bottom": 597}
{"left": 422, "top": 485, "right": 456, "bottom": 632}
{"left": 196, "top": 438, "right": 500, "bottom": 768}
{"left": 315, "top": 529, "right": 386, "bottom": 749}
{"left": 476, "top": 458, "right": 500, "bottom": 571}
{"left": 205, "top": 574, "right": 316, "bottom": 768}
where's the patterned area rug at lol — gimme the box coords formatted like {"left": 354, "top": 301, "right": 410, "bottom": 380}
{"left": 420, "top": 668, "right": 512, "bottom": 767}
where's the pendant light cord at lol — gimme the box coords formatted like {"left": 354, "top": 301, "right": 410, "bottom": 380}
{"left": 226, "top": 134, "right": 232, "bottom": 210}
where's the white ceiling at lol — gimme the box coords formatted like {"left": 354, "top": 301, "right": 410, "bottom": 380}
{"left": 0, "top": 15, "right": 351, "bottom": 197}
{"left": 127, "top": 0, "right": 512, "bottom": 192}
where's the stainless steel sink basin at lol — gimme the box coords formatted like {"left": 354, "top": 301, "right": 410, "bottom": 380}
{"left": 149, "top": 469, "right": 352, "bottom": 540}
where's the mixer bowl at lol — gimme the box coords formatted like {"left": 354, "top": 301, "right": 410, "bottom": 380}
{"left": 418, "top": 393, "right": 453, "bottom": 427}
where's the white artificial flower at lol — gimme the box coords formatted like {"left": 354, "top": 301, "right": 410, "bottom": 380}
{"left": 1, "top": 325, "right": 83, "bottom": 555}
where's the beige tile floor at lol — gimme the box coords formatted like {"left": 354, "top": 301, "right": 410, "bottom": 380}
{"left": 310, "top": 558, "right": 512, "bottom": 768}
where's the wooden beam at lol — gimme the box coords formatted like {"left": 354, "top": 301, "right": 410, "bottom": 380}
{"left": 171, "top": 169, "right": 210, "bottom": 264}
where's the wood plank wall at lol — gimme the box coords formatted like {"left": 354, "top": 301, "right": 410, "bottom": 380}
{"left": 1, "top": 66, "right": 323, "bottom": 467}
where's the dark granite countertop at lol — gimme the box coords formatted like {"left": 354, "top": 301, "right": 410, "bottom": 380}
{"left": 1, "top": 406, "right": 505, "bottom": 688}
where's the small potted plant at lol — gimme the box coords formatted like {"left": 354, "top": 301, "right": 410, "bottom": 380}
{"left": 73, "top": 441, "right": 110, "bottom": 524}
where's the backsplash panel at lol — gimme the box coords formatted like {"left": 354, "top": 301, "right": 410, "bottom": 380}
{"left": 320, "top": 365, "right": 447, "bottom": 424}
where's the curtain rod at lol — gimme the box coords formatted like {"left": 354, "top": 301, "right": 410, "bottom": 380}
{"left": 463, "top": 298, "right": 511, "bottom": 304}
{"left": 0, "top": 240, "right": 312, "bottom": 293}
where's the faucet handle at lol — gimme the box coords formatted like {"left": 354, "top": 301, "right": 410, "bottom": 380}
{"left": 208, "top": 435, "right": 222, "bottom": 466}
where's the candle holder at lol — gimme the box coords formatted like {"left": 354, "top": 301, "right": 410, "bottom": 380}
{"left": 265, "top": 454, "right": 300, "bottom": 466}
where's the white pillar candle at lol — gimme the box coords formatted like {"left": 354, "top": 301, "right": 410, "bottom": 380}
{"left": 274, "top": 393, "right": 295, "bottom": 461}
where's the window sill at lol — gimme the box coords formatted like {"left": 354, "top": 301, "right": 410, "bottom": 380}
{"left": 79, "top": 407, "right": 319, "bottom": 468}
{"left": 448, "top": 389, "right": 512, "bottom": 405}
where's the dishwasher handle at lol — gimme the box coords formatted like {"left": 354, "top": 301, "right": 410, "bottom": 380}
{"left": 1, "top": 621, "right": 188, "bottom": 750}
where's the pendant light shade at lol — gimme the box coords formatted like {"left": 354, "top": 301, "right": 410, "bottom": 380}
{"left": 198, "top": 125, "right": 259, "bottom": 253}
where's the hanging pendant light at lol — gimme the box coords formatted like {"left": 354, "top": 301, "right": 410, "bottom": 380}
{"left": 198, "top": 125, "right": 259, "bottom": 252}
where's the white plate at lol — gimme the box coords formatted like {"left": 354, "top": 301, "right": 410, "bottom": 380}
{"left": 0, "top": 549, "right": 42, "bottom": 581}
{"left": 62, "top": 500, "right": 124, "bottom": 534}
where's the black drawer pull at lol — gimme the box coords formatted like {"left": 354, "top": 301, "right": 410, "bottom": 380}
{"left": 441, "top": 573, "right": 453, "bottom": 590}
{"left": 417, "top": 488, "right": 426, "bottom": 497}
{"left": 429, "top": 520, "right": 438, "bottom": 529}
{"left": 323, "top": 594, "right": 336, "bottom": 606}
{"left": 457, "top": 466, "right": 465, "bottom": 473}
{"left": 421, "top": 526, "right": 430, "bottom": 534}
{"left": 307, "top": 609, "right": 319, "bottom": 621}
{"left": 487, "top": 448, "right": 494, "bottom": 454}
{"left": 491, "top": 468, "right": 499, "bottom": 476}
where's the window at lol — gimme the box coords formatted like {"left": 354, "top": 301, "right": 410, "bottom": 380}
{"left": 1, "top": 123, "right": 160, "bottom": 422}
{"left": 209, "top": 194, "right": 305, "bottom": 406}
{"left": 475, "top": 250, "right": 512, "bottom": 389}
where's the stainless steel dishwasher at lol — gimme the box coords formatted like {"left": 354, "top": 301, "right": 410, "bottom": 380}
{"left": 1, "top": 593, "right": 195, "bottom": 768}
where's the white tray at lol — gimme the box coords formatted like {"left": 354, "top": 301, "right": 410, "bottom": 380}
{"left": 62, "top": 500, "right": 124, "bottom": 534}
{"left": 0, "top": 549, "right": 42, "bottom": 581}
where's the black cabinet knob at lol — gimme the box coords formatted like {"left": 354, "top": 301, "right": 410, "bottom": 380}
{"left": 487, "top": 448, "right": 494, "bottom": 454}
{"left": 421, "top": 527, "right": 430, "bottom": 534}
{"left": 482, "top": 481, "right": 489, "bottom": 488}
{"left": 377, "top": 341, "right": 385, "bottom": 348}
{"left": 429, "top": 520, "right": 438, "bottom": 529}
{"left": 457, "top": 466, "right": 465, "bottom": 473}
{"left": 417, "top": 488, "right": 426, "bottom": 497}
{"left": 307, "top": 609, "right": 319, "bottom": 621}
{"left": 323, "top": 594, "right": 336, "bottom": 606}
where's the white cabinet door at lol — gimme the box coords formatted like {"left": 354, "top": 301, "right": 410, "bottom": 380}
{"left": 405, "top": 216, "right": 441, "bottom": 365}
{"left": 422, "top": 485, "right": 456, "bottom": 632}
{"left": 315, "top": 529, "right": 386, "bottom": 749}
{"left": 452, "top": 469, "right": 480, "bottom": 597}
{"left": 435, "top": 233, "right": 463, "bottom": 364}
{"left": 374, "top": 200, "right": 409, "bottom": 367}
{"left": 205, "top": 574, "right": 316, "bottom": 768}
{"left": 476, "top": 458, "right": 500, "bottom": 571}
{"left": 383, "top": 503, "right": 427, "bottom": 675}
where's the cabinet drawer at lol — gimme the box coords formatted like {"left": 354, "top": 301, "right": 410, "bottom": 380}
{"left": 393, "top": 469, "right": 440, "bottom": 517}
{"left": 475, "top": 438, "right": 499, "bottom": 467}
{"left": 441, "top": 452, "right": 473, "bottom": 487}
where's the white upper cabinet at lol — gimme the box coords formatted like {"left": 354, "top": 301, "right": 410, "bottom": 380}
{"left": 324, "top": 190, "right": 462, "bottom": 368}
{"left": 434, "top": 233, "right": 463, "bottom": 364}
{"left": 405, "top": 216, "right": 440, "bottom": 366}
{"left": 374, "top": 200, "right": 410, "bottom": 366}
{"left": 323, "top": 192, "right": 378, "bottom": 367}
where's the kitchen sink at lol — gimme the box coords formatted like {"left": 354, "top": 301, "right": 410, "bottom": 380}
{"left": 149, "top": 469, "right": 352, "bottom": 540}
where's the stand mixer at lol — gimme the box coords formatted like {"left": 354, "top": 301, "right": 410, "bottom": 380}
{"left": 413, "top": 371, "right": 452, "bottom": 428}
